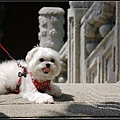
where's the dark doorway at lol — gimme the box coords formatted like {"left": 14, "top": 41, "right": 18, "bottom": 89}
{"left": 0, "top": 2, "right": 69, "bottom": 60}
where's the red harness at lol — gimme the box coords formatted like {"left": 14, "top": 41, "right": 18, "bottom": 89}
{"left": 14, "top": 70, "right": 51, "bottom": 93}
{"left": 29, "top": 72, "right": 51, "bottom": 92}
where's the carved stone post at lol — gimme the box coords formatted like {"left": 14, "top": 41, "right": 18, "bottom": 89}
{"left": 67, "top": 1, "right": 93, "bottom": 83}
{"left": 38, "top": 7, "right": 65, "bottom": 52}
{"left": 116, "top": 2, "right": 120, "bottom": 82}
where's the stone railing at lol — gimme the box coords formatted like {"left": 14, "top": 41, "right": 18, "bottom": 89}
{"left": 85, "top": 26, "right": 116, "bottom": 83}
{"left": 80, "top": 1, "right": 116, "bottom": 83}
{"left": 66, "top": 1, "right": 120, "bottom": 83}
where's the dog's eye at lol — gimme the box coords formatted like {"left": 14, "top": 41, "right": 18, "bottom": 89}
{"left": 51, "top": 59, "right": 55, "bottom": 63}
{"left": 39, "top": 58, "right": 44, "bottom": 62}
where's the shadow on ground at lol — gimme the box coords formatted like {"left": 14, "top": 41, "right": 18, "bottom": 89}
{"left": 54, "top": 93, "right": 74, "bottom": 102}
{"left": 66, "top": 102, "right": 120, "bottom": 117}
{"left": 0, "top": 112, "right": 9, "bottom": 118}
{"left": 44, "top": 101, "right": 120, "bottom": 118}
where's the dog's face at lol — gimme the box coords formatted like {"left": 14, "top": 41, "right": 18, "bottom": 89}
{"left": 25, "top": 46, "right": 61, "bottom": 80}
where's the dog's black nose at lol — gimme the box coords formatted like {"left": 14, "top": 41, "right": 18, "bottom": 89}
{"left": 46, "top": 63, "right": 50, "bottom": 68}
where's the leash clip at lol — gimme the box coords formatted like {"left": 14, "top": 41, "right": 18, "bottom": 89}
{"left": 17, "top": 62, "right": 28, "bottom": 78}
{"left": 18, "top": 72, "right": 27, "bottom": 78}
{"left": 17, "top": 62, "right": 23, "bottom": 68}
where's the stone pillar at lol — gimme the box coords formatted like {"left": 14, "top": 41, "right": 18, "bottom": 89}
{"left": 67, "top": 1, "right": 93, "bottom": 83}
{"left": 38, "top": 7, "right": 65, "bottom": 52}
{"left": 116, "top": 2, "right": 120, "bottom": 82}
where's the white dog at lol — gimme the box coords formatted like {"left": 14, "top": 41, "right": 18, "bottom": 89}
{"left": 0, "top": 46, "right": 62, "bottom": 104}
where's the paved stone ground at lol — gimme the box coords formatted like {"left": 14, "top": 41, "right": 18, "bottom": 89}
{"left": 0, "top": 83, "right": 120, "bottom": 119}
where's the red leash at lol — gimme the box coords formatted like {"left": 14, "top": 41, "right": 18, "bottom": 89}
{"left": 0, "top": 43, "right": 27, "bottom": 71}
{"left": 0, "top": 43, "right": 15, "bottom": 60}
{"left": 0, "top": 43, "right": 25, "bottom": 68}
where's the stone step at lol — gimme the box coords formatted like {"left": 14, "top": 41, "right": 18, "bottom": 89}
{"left": 0, "top": 83, "right": 120, "bottom": 118}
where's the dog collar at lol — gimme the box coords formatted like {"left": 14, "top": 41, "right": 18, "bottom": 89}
{"left": 29, "top": 72, "right": 51, "bottom": 92}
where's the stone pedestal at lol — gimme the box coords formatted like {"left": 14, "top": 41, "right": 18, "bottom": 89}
{"left": 38, "top": 7, "right": 65, "bottom": 52}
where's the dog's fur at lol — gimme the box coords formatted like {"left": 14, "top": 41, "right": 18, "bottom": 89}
{"left": 0, "top": 46, "right": 62, "bottom": 104}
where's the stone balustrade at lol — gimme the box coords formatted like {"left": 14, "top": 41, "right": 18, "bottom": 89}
{"left": 79, "top": 1, "right": 116, "bottom": 83}
{"left": 66, "top": 1, "right": 119, "bottom": 83}
{"left": 85, "top": 26, "right": 116, "bottom": 83}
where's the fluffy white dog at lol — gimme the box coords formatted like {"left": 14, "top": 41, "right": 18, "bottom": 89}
{"left": 0, "top": 46, "right": 62, "bottom": 104}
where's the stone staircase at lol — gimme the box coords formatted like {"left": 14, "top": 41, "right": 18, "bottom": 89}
{"left": 0, "top": 83, "right": 120, "bottom": 118}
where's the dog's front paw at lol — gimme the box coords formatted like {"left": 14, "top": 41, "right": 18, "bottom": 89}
{"left": 20, "top": 92, "right": 54, "bottom": 104}
{"left": 36, "top": 93, "right": 54, "bottom": 104}
{"left": 45, "top": 97, "right": 54, "bottom": 104}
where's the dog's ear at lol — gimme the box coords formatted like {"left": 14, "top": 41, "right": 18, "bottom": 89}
{"left": 26, "top": 47, "right": 39, "bottom": 62}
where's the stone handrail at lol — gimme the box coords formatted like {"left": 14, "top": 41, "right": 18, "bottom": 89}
{"left": 79, "top": 1, "right": 117, "bottom": 83}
